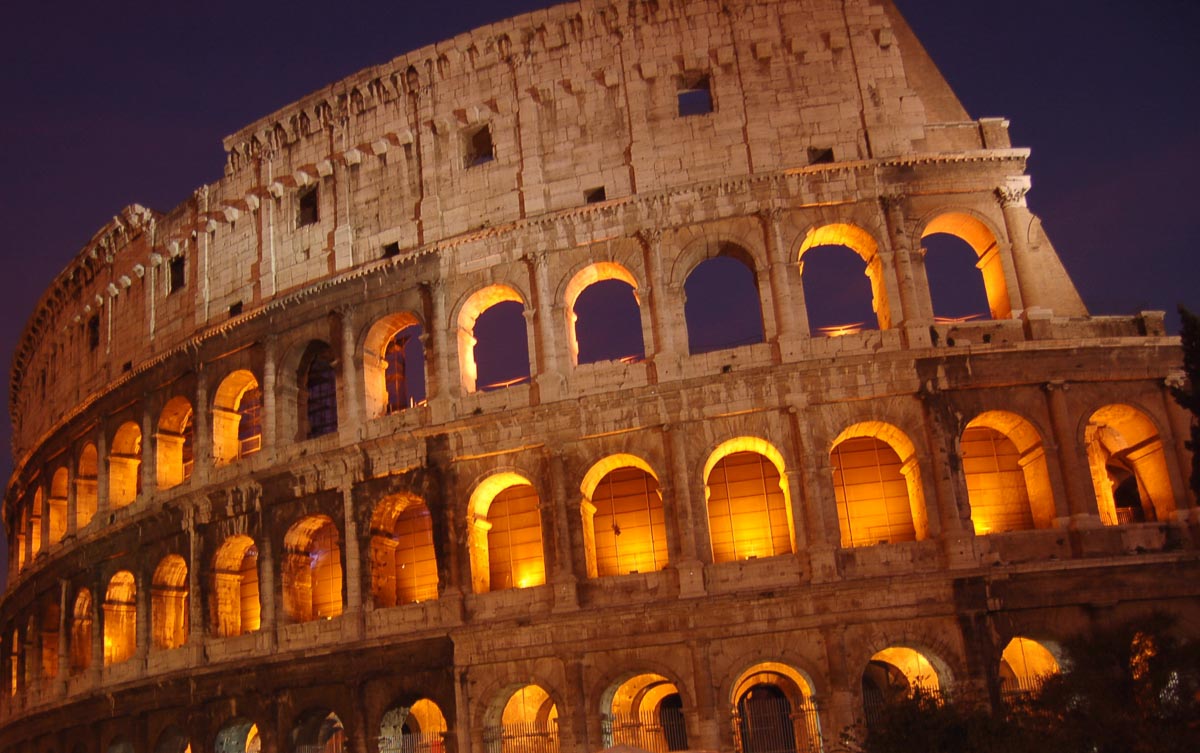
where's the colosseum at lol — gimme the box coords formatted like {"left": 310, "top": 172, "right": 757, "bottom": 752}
{"left": 2, "top": 0, "right": 1197, "bottom": 751}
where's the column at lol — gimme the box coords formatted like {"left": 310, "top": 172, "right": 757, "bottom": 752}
{"left": 548, "top": 451, "right": 578, "bottom": 611}
{"left": 687, "top": 640, "right": 721, "bottom": 751}
{"left": 95, "top": 429, "right": 110, "bottom": 523}
{"left": 339, "top": 308, "right": 362, "bottom": 441}
{"left": 262, "top": 336, "right": 278, "bottom": 450}
{"left": 1161, "top": 381, "right": 1198, "bottom": 518}
{"left": 90, "top": 580, "right": 104, "bottom": 679}
{"left": 135, "top": 570, "right": 151, "bottom": 664}
{"left": 529, "top": 252, "right": 562, "bottom": 402}
{"left": 187, "top": 512, "right": 205, "bottom": 648}
{"left": 761, "top": 208, "right": 803, "bottom": 346}
{"left": 341, "top": 486, "right": 363, "bottom": 621}
{"left": 56, "top": 579, "right": 69, "bottom": 692}
{"left": 880, "top": 193, "right": 933, "bottom": 329}
{"left": 193, "top": 366, "right": 212, "bottom": 484}
{"left": 638, "top": 229, "right": 681, "bottom": 380}
{"left": 65, "top": 459, "right": 78, "bottom": 538}
{"left": 258, "top": 527, "right": 278, "bottom": 650}
{"left": 665, "top": 424, "right": 705, "bottom": 596}
{"left": 1045, "top": 382, "right": 1100, "bottom": 526}
{"left": 996, "top": 182, "right": 1034, "bottom": 313}
{"left": 140, "top": 404, "right": 156, "bottom": 502}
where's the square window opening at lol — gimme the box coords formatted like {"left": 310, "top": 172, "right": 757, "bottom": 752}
{"left": 382, "top": 242, "right": 401, "bottom": 259}
{"left": 169, "top": 255, "right": 186, "bottom": 293}
{"left": 584, "top": 186, "right": 607, "bottom": 204}
{"left": 465, "top": 125, "right": 495, "bottom": 167}
{"left": 808, "top": 146, "right": 835, "bottom": 165}
{"left": 678, "top": 74, "right": 713, "bottom": 117}
{"left": 87, "top": 315, "right": 100, "bottom": 351}
{"left": 229, "top": 301, "right": 243, "bottom": 318}
{"left": 297, "top": 186, "right": 319, "bottom": 227}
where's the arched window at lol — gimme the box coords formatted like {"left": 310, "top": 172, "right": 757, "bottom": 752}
{"left": 69, "top": 588, "right": 92, "bottom": 674}
{"left": 830, "top": 423, "right": 927, "bottom": 547}
{"left": 210, "top": 535, "right": 260, "bottom": 637}
{"left": 370, "top": 494, "right": 439, "bottom": 608}
{"left": 282, "top": 515, "right": 344, "bottom": 623}
{"left": 213, "top": 370, "right": 262, "bottom": 465}
{"left": 602, "top": 673, "right": 688, "bottom": 752}
{"left": 468, "top": 474, "right": 546, "bottom": 594}
{"left": 798, "top": 224, "right": 891, "bottom": 336}
{"left": 730, "top": 663, "right": 821, "bottom": 753}
{"left": 103, "top": 570, "right": 137, "bottom": 665}
{"left": 564, "top": 263, "right": 645, "bottom": 365}
{"left": 364, "top": 314, "right": 428, "bottom": 417}
{"left": 861, "top": 647, "right": 945, "bottom": 726}
{"left": 457, "top": 285, "right": 530, "bottom": 393}
{"left": 28, "top": 488, "right": 43, "bottom": 559}
{"left": 961, "top": 412, "right": 1057, "bottom": 533}
{"left": 157, "top": 396, "right": 194, "bottom": 489}
{"left": 380, "top": 699, "right": 448, "bottom": 753}
{"left": 300, "top": 342, "right": 339, "bottom": 439}
{"left": 581, "top": 459, "right": 667, "bottom": 577}
{"left": 922, "top": 213, "right": 1011, "bottom": 320}
{"left": 48, "top": 467, "right": 68, "bottom": 544}
{"left": 703, "top": 439, "right": 794, "bottom": 563}
{"left": 683, "top": 246, "right": 764, "bottom": 354}
{"left": 76, "top": 443, "right": 99, "bottom": 529}
{"left": 109, "top": 421, "right": 143, "bottom": 509}
{"left": 487, "top": 685, "right": 559, "bottom": 753}
{"left": 152, "top": 555, "right": 188, "bottom": 650}
{"left": 291, "top": 709, "right": 345, "bottom": 753}
{"left": 999, "top": 637, "right": 1061, "bottom": 695}
{"left": 1085, "top": 404, "right": 1175, "bottom": 525}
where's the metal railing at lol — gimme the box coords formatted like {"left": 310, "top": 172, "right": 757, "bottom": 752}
{"left": 601, "top": 708, "right": 689, "bottom": 752}
{"left": 483, "top": 720, "right": 559, "bottom": 753}
{"left": 732, "top": 697, "right": 824, "bottom": 753}
{"left": 862, "top": 687, "right": 943, "bottom": 728}
{"left": 378, "top": 731, "right": 446, "bottom": 753}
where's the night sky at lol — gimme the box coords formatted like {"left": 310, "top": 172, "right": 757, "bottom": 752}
{"left": 1, "top": 0, "right": 1197, "bottom": 588}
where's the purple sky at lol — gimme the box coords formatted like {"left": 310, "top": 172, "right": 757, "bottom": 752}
{"left": 1, "top": 0, "right": 1198, "bottom": 588}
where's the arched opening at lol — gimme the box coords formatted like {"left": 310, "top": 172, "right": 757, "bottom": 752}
{"left": 999, "top": 637, "right": 1061, "bottom": 695}
{"left": 369, "top": 494, "right": 439, "bottom": 608}
{"left": 152, "top": 554, "right": 189, "bottom": 650}
{"left": 282, "top": 515, "right": 344, "bottom": 623}
{"left": 299, "top": 341, "right": 339, "bottom": 440}
{"left": 48, "top": 467, "right": 68, "bottom": 544}
{"left": 565, "top": 263, "right": 645, "bottom": 365}
{"left": 291, "top": 709, "right": 345, "bottom": 753}
{"left": 214, "top": 720, "right": 261, "bottom": 753}
{"left": 486, "top": 685, "right": 559, "bottom": 753}
{"left": 154, "top": 726, "right": 193, "bottom": 753}
{"left": 798, "top": 224, "right": 890, "bottom": 336}
{"left": 730, "top": 662, "right": 822, "bottom": 753}
{"left": 580, "top": 456, "right": 667, "bottom": 577}
{"left": 379, "top": 699, "right": 448, "bottom": 753}
{"left": 364, "top": 313, "right": 427, "bottom": 418}
{"left": 157, "top": 396, "right": 194, "bottom": 489}
{"left": 109, "top": 421, "right": 143, "bottom": 508}
{"left": 457, "top": 285, "right": 530, "bottom": 393}
{"left": 14, "top": 507, "right": 27, "bottom": 573}
{"left": 103, "top": 570, "right": 137, "bottom": 665}
{"left": 830, "top": 423, "right": 927, "bottom": 547}
{"left": 29, "top": 488, "right": 43, "bottom": 559}
{"left": 601, "top": 673, "right": 688, "bottom": 752}
{"left": 40, "top": 601, "right": 59, "bottom": 681}
{"left": 1085, "top": 404, "right": 1175, "bottom": 525}
{"left": 69, "top": 588, "right": 92, "bottom": 674}
{"left": 861, "top": 647, "right": 945, "bottom": 726}
{"left": 213, "top": 370, "right": 262, "bottom": 465}
{"left": 963, "top": 412, "right": 1056, "bottom": 533}
{"left": 76, "top": 443, "right": 98, "bottom": 529}
{"left": 210, "top": 535, "right": 260, "bottom": 637}
{"left": 702, "top": 439, "right": 795, "bottom": 563}
{"left": 108, "top": 738, "right": 135, "bottom": 753}
{"left": 467, "top": 474, "right": 546, "bottom": 594}
{"left": 922, "top": 213, "right": 1011, "bottom": 320}
{"left": 683, "top": 246, "right": 765, "bottom": 354}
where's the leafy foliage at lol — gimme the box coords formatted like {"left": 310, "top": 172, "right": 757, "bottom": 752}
{"left": 1169, "top": 305, "right": 1200, "bottom": 498}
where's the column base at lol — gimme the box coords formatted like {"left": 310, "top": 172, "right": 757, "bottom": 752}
{"left": 805, "top": 546, "right": 839, "bottom": 583}
{"left": 551, "top": 578, "right": 579, "bottom": 613}
{"left": 674, "top": 559, "right": 707, "bottom": 598}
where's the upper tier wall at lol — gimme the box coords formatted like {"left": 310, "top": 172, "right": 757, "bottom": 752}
{"left": 8, "top": 0, "right": 1000, "bottom": 457}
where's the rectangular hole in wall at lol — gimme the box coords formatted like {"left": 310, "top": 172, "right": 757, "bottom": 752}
{"left": 678, "top": 73, "right": 713, "bottom": 116}
{"left": 229, "top": 301, "right": 243, "bottom": 317}
{"left": 584, "top": 186, "right": 607, "bottom": 204}
{"left": 808, "top": 147, "right": 835, "bottom": 164}
{"left": 297, "top": 186, "right": 319, "bottom": 227}
{"left": 465, "top": 124, "right": 494, "bottom": 167}
{"left": 169, "top": 255, "right": 186, "bottom": 293}
{"left": 382, "top": 242, "right": 401, "bottom": 259}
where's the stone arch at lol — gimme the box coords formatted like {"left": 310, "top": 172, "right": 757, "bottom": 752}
{"left": 290, "top": 708, "right": 345, "bottom": 753}
{"left": 861, "top": 645, "right": 951, "bottom": 724}
{"left": 921, "top": 211, "right": 1012, "bottom": 320}
{"left": 579, "top": 454, "right": 667, "bottom": 578}
{"left": 48, "top": 467, "right": 68, "bottom": 544}
{"left": 296, "top": 340, "right": 339, "bottom": 440}
{"left": 484, "top": 684, "right": 560, "bottom": 753}
{"left": 682, "top": 243, "right": 766, "bottom": 354}
{"left": 363, "top": 311, "right": 426, "bottom": 418}
{"left": 797, "top": 223, "right": 892, "bottom": 333}
{"left": 701, "top": 437, "right": 795, "bottom": 563}
{"left": 562, "top": 261, "right": 645, "bottom": 366}
{"left": 379, "top": 699, "right": 448, "bottom": 753}
{"left": 108, "top": 421, "right": 142, "bottom": 509}
{"left": 456, "top": 284, "right": 529, "bottom": 394}
{"left": 599, "top": 671, "right": 689, "bottom": 751}
{"left": 467, "top": 472, "right": 546, "bottom": 594}
{"left": 369, "top": 493, "right": 439, "bottom": 607}
{"left": 151, "top": 554, "right": 188, "bottom": 650}
{"left": 152, "top": 726, "right": 191, "bottom": 753}
{"left": 282, "top": 514, "right": 344, "bottom": 623}
{"left": 106, "top": 738, "right": 134, "bottom": 753}
{"left": 999, "top": 636, "right": 1062, "bottom": 694}
{"left": 213, "top": 370, "right": 262, "bottom": 465}
{"left": 1084, "top": 403, "right": 1175, "bottom": 524}
{"left": 156, "top": 396, "right": 194, "bottom": 490}
{"left": 76, "top": 442, "right": 99, "bottom": 529}
{"left": 69, "top": 587, "right": 92, "bottom": 673}
{"left": 102, "top": 570, "right": 136, "bottom": 665}
{"left": 830, "top": 422, "right": 928, "bottom": 547}
{"left": 963, "top": 410, "right": 1057, "bottom": 532}
{"left": 728, "top": 661, "right": 822, "bottom": 753}
{"left": 210, "top": 534, "right": 261, "bottom": 637}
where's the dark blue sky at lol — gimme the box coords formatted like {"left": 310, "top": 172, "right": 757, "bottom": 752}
{"left": 1, "top": 0, "right": 1198, "bottom": 587}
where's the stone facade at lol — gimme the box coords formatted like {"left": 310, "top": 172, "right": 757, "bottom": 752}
{"left": 2, "top": 1, "right": 1198, "bottom": 752}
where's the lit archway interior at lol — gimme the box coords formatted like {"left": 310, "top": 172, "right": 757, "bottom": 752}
{"left": 1085, "top": 404, "right": 1175, "bottom": 525}
{"left": 109, "top": 421, "right": 143, "bottom": 509}
{"left": 564, "top": 262, "right": 645, "bottom": 365}
{"left": 103, "top": 570, "right": 137, "bottom": 665}
{"left": 213, "top": 370, "right": 262, "bottom": 465}
{"left": 730, "top": 662, "right": 820, "bottom": 753}
{"left": 282, "top": 515, "right": 344, "bottom": 623}
{"left": 379, "top": 699, "right": 448, "bottom": 753}
{"left": 152, "top": 554, "right": 189, "bottom": 650}
{"left": 40, "top": 601, "right": 59, "bottom": 681}
{"left": 798, "top": 223, "right": 890, "bottom": 335}
{"left": 703, "top": 438, "right": 795, "bottom": 562}
{"left": 999, "top": 637, "right": 1060, "bottom": 694}
{"left": 601, "top": 673, "right": 688, "bottom": 752}
{"left": 830, "top": 423, "right": 927, "bottom": 547}
{"left": 76, "top": 443, "right": 99, "bottom": 529}
{"left": 370, "top": 493, "right": 440, "bottom": 607}
{"left": 299, "top": 341, "right": 339, "bottom": 440}
{"left": 210, "top": 535, "right": 260, "bottom": 638}
{"left": 156, "top": 395, "right": 194, "bottom": 490}
{"left": 922, "top": 213, "right": 1010, "bottom": 320}
{"left": 963, "top": 412, "right": 1057, "bottom": 533}
{"left": 69, "top": 588, "right": 92, "bottom": 674}
{"left": 48, "top": 467, "right": 68, "bottom": 544}
{"left": 291, "top": 710, "right": 345, "bottom": 753}
{"left": 491, "top": 684, "right": 559, "bottom": 753}
{"left": 457, "top": 285, "right": 529, "bottom": 394}
{"left": 580, "top": 455, "right": 667, "bottom": 577}
{"left": 363, "top": 312, "right": 426, "bottom": 418}
{"left": 28, "top": 489, "right": 42, "bottom": 560}
{"left": 861, "top": 647, "right": 945, "bottom": 723}
{"left": 468, "top": 473, "right": 546, "bottom": 594}
{"left": 683, "top": 246, "right": 765, "bottom": 355}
